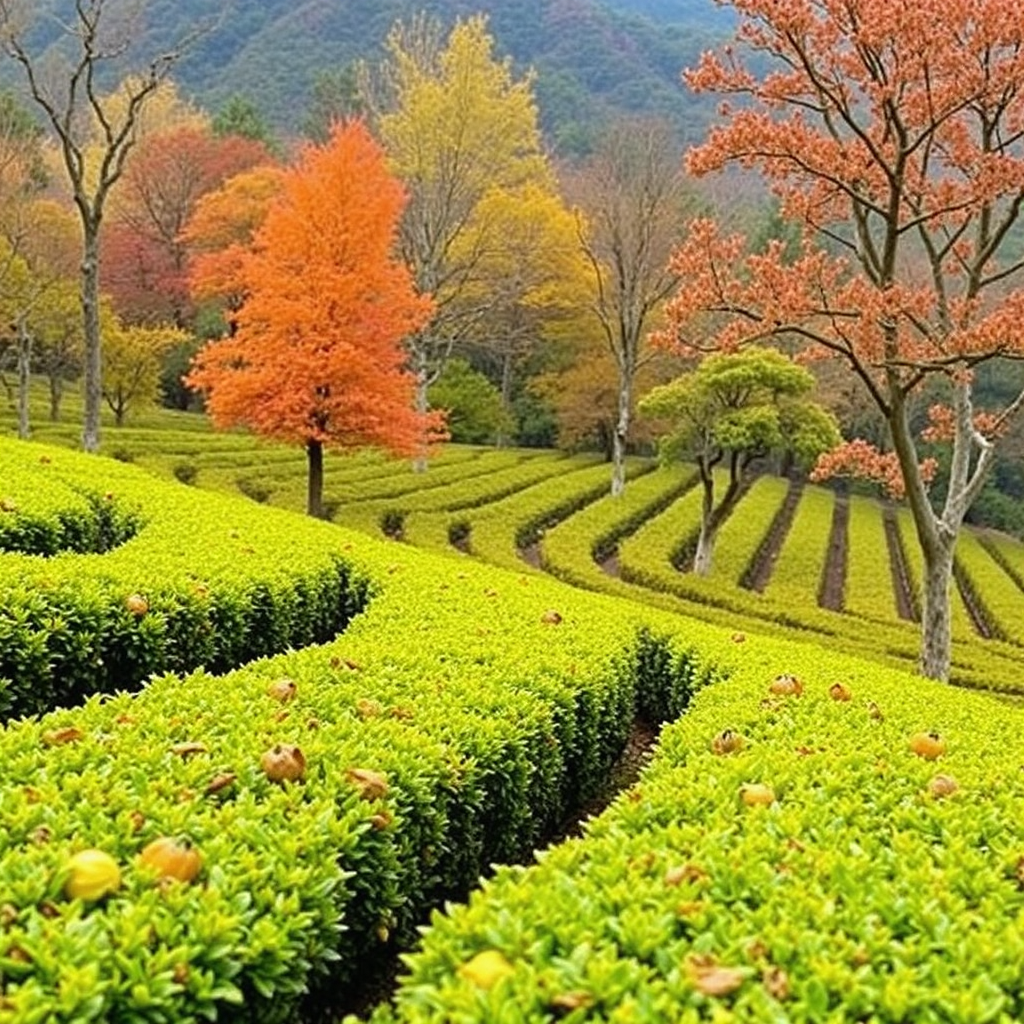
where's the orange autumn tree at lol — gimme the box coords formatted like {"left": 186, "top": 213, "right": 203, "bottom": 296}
{"left": 187, "top": 121, "right": 442, "bottom": 518}
{"left": 181, "top": 163, "right": 286, "bottom": 327}
{"left": 659, "top": 0, "right": 1024, "bottom": 682}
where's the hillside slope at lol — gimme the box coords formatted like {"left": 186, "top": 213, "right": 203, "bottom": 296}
{"left": 11, "top": 0, "right": 730, "bottom": 153}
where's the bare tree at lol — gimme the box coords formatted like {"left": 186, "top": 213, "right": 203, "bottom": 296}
{"left": 567, "top": 120, "right": 690, "bottom": 496}
{"left": 0, "top": 0, "right": 210, "bottom": 451}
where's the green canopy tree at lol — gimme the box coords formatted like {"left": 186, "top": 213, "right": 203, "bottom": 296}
{"left": 427, "top": 358, "right": 511, "bottom": 444}
{"left": 640, "top": 348, "right": 840, "bottom": 576}
{"left": 102, "top": 320, "right": 185, "bottom": 426}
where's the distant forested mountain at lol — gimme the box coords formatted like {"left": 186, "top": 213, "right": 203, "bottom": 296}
{"left": 7, "top": 0, "right": 734, "bottom": 155}
{"left": 601, "top": 0, "right": 736, "bottom": 28}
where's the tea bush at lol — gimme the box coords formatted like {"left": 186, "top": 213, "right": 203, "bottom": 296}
{"left": 359, "top": 628, "right": 1024, "bottom": 1024}
{"left": 0, "top": 439, "right": 704, "bottom": 1023}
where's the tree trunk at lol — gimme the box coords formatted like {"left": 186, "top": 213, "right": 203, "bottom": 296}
{"left": 49, "top": 375, "right": 63, "bottom": 421}
{"left": 16, "top": 320, "right": 31, "bottom": 440}
{"left": 919, "top": 539, "right": 955, "bottom": 681}
{"left": 306, "top": 439, "right": 324, "bottom": 518}
{"left": 693, "top": 520, "right": 716, "bottom": 576}
{"left": 611, "top": 371, "right": 632, "bottom": 497}
{"left": 887, "top": 388, "right": 961, "bottom": 683}
{"left": 693, "top": 464, "right": 716, "bottom": 576}
{"left": 693, "top": 453, "right": 746, "bottom": 578}
{"left": 81, "top": 232, "right": 103, "bottom": 452}
{"left": 413, "top": 350, "right": 429, "bottom": 474}
{"left": 496, "top": 349, "right": 513, "bottom": 449}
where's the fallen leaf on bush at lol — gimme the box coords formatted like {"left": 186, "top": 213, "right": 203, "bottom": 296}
{"left": 331, "top": 657, "right": 361, "bottom": 671}
{"left": 687, "top": 956, "right": 745, "bottom": 996}
{"left": 541, "top": 609, "right": 562, "bottom": 624}
{"left": 763, "top": 966, "right": 790, "bottom": 1000}
{"left": 676, "top": 900, "right": 706, "bottom": 917}
{"left": 551, "top": 991, "right": 592, "bottom": 1011}
{"left": 664, "top": 863, "right": 707, "bottom": 886}
{"left": 205, "top": 773, "right": 236, "bottom": 795}
{"left": 42, "top": 727, "right": 83, "bottom": 746}
{"left": 172, "top": 742, "right": 208, "bottom": 758}
{"left": 347, "top": 767, "right": 389, "bottom": 801}
{"left": 356, "top": 698, "right": 383, "bottom": 719}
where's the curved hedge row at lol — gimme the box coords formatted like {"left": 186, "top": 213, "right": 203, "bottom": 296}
{"left": 403, "top": 457, "right": 654, "bottom": 567}
{"left": 0, "top": 440, "right": 369, "bottom": 721}
{"left": 360, "top": 627, "right": 1024, "bottom": 1024}
{"left": 0, "top": 439, "right": 702, "bottom": 1023}
{"left": 0, "top": 459, "right": 141, "bottom": 557}
{"left": 540, "top": 472, "right": 1024, "bottom": 695}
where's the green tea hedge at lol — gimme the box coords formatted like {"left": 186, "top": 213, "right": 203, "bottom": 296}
{"left": 359, "top": 625, "right": 1024, "bottom": 1024}
{"left": 0, "top": 439, "right": 370, "bottom": 720}
{"left": 0, "top": 439, "right": 703, "bottom": 1023}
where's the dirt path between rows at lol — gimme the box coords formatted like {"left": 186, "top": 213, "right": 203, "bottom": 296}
{"left": 882, "top": 508, "right": 918, "bottom": 621}
{"left": 952, "top": 561, "right": 1000, "bottom": 640}
{"left": 818, "top": 495, "right": 848, "bottom": 611}
{"left": 741, "top": 478, "right": 803, "bottom": 593}
{"left": 335, "top": 716, "right": 660, "bottom": 1020}
{"left": 518, "top": 541, "right": 541, "bottom": 568}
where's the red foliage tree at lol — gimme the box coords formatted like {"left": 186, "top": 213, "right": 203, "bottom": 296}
{"left": 658, "top": 0, "right": 1024, "bottom": 680}
{"left": 102, "top": 126, "right": 271, "bottom": 325}
{"left": 186, "top": 121, "right": 443, "bottom": 517}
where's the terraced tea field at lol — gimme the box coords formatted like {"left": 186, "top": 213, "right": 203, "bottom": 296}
{"left": 5, "top": 400, "right": 1024, "bottom": 1023}
{"left": 8, "top": 392, "right": 1019, "bottom": 694}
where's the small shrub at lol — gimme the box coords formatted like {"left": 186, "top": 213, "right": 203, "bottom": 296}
{"left": 380, "top": 509, "right": 405, "bottom": 539}
{"left": 173, "top": 461, "right": 198, "bottom": 486}
{"left": 236, "top": 476, "right": 272, "bottom": 503}
{"left": 448, "top": 519, "right": 471, "bottom": 548}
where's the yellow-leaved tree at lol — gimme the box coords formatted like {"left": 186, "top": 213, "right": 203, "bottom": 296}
{"left": 447, "top": 181, "right": 592, "bottom": 443}
{"left": 102, "top": 320, "right": 185, "bottom": 426}
{"left": 365, "top": 15, "right": 552, "bottom": 461}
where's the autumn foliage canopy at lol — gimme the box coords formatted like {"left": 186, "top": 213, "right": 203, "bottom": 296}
{"left": 187, "top": 121, "right": 443, "bottom": 477}
{"left": 657, "top": 0, "right": 1024, "bottom": 679}
{"left": 102, "top": 126, "right": 272, "bottom": 325}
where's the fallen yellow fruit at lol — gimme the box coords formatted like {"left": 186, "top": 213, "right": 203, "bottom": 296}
{"left": 65, "top": 849, "right": 121, "bottom": 901}
{"left": 458, "top": 950, "right": 515, "bottom": 989}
